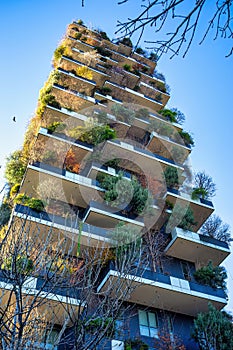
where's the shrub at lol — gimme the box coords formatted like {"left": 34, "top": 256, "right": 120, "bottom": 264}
{"left": 111, "top": 104, "right": 135, "bottom": 124}
{"left": 148, "top": 52, "right": 158, "bottom": 62}
{"left": 94, "top": 46, "right": 112, "bottom": 57}
{"left": 97, "top": 86, "right": 112, "bottom": 95}
{"left": 199, "top": 214, "right": 231, "bottom": 243}
{"left": 99, "top": 173, "right": 151, "bottom": 215}
{"left": 178, "top": 207, "right": 196, "bottom": 230}
{"left": 135, "top": 108, "right": 150, "bottom": 121}
{"left": 77, "top": 19, "right": 84, "bottom": 25}
{"left": 123, "top": 64, "right": 131, "bottom": 72}
{"left": 42, "top": 150, "right": 57, "bottom": 164}
{"left": 119, "top": 37, "right": 133, "bottom": 47}
{"left": 0, "top": 203, "right": 11, "bottom": 228}
{"left": 1, "top": 255, "right": 34, "bottom": 274}
{"left": 159, "top": 124, "right": 174, "bottom": 138}
{"left": 193, "top": 171, "right": 216, "bottom": 198}
{"left": 99, "top": 31, "right": 110, "bottom": 41}
{"left": 193, "top": 261, "right": 227, "bottom": 290}
{"left": 191, "top": 187, "right": 208, "bottom": 200}
{"left": 164, "top": 166, "right": 179, "bottom": 188}
{"left": 47, "top": 121, "right": 66, "bottom": 134}
{"left": 178, "top": 130, "right": 194, "bottom": 147}
{"left": 135, "top": 47, "right": 145, "bottom": 55}
{"left": 74, "top": 32, "right": 82, "bottom": 40}
{"left": 76, "top": 66, "right": 93, "bottom": 80}
{"left": 14, "top": 194, "right": 44, "bottom": 212}
{"left": 5, "top": 150, "right": 27, "bottom": 185}
{"left": 10, "top": 183, "right": 20, "bottom": 198}
{"left": 159, "top": 108, "right": 177, "bottom": 123}
{"left": 68, "top": 124, "right": 116, "bottom": 145}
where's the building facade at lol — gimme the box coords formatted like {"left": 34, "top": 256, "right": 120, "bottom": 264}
{"left": 3, "top": 20, "right": 230, "bottom": 349}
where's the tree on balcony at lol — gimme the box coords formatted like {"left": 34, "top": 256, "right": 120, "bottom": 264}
{"left": 192, "top": 171, "right": 216, "bottom": 200}
{"left": 193, "top": 261, "right": 227, "bottom": 291}
{"left": 5, "top": 150, "right": 27, "bottom": 186}
{"left": 199, "top": 214, "right": 232, "bottom": 243}
{"left": 192, "top": 303, "right": 233, "bottom": 350}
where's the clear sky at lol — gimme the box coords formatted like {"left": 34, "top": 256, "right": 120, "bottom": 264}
{"left": 0, "top": 0, "right": 232, "bottom": 312}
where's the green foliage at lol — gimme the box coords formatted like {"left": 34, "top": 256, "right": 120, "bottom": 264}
{"left": 97, "top": 86, "right": 112, "bottom": 95}
{"left": 1, "top": 255, "right": 34, "bottom": 274}
{"left": 86, "top": 317, "right": 114, "bottom": 337}
{"left": 0, "top": 202, "right": 11, "bottom": 228}
{"left": 135, "top": 47, "right": 146, "bottom": 55}
{"left": 191, "top": 187, "right": 208, "bottom": 200}
{"left": 53, "top": 45, "right": 66, "bottom": 62}
{"left": 135, "top": 108, "right": 150, "bottom": 121}
{"left": 193, "top": 261, "right": 227, "bottom": 290}
{"left": 148, "top": 52, "right": 158, "bottom": 62}
{"left": 159, "top": 108, "right": 177, "bottom": 123}
{"left": 119, "top": 37, "right": 133, "bottom": 47}
{"left": 74, "top": 32, "right": 82, "bottom": 40}
{"left": 179, "top": 206, "right": 196, "bottom": 230}
{"left": 125, "top": 338, "right": 149, "bottom": 350}
{"left": 5, "top": 150, "right": 27, "bottom": 185}
{"left": 10, "top": 183, "right": 20, "bottom": 198}
{"left": 111, "top": 104, "right": 135, "bottom": 124}
{"left": 99, "top": 31, "right": 110, "bottom": 41}
{"left": 77, "top": 19, "right": 84, "bottom": 25}
{"left": 164, "top": 166, "right": 179, "bottom": 188}
{"left": 104, "top": 158, "right": 120, "bottom": 169}
{"left": 14, "top": 194, "right": 44, "bottom": 212}
{"left": 42, "top": 150, "right": 57, "bottom": 164}
{"left": 95, "top": 111, "right": 109, "bottom": 124}
{"left": 200, "top": 214, "right": 231, "bottom": 243}
{"left": 47, "top": 121, "right": 66, "bottom": 134}
{"left": 98, "top": 172, "right": 151, "bottom": 214}
{"left": 178, "top": 130, "right": 194, "bottom": 146}
{"left": 123, "top": 64, "right": 131, "bottom": 71}
{"left": 192, "top": 303, "right": 233, "bottom": 350}
{"left": 94, "top": 46, "right": 112, "bottom": 57}
{"left": 68, "top": 124, "right": 116, "bottom": 145}
{"left": 159, "top": 123, "right": 174, "bottom": 138}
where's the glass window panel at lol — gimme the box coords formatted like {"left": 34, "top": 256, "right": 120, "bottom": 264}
{"left": 150, "top": 327, "right": 158, "bottom": 338}
{"left": 140, "top": 325, "right": 150, "bottom": 336}
{"left": 139, "top": 310, "right": 148, "bottom": 326}
{"left": 148, "top": 312, "right": 157, "bottom": 328}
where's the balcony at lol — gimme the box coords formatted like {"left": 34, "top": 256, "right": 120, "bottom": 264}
{"left": 101, "top": 139, "right": 183, "bottom": 177}
{"left": 37, "top": 126, "right": 93, "bottom": 156}
{"left": 147, "top": 131, "right": 191, "bottom": 164}
{"left": 165, "top": 227, "right": 230, "bottom": 266}
{"left": 21, "top": 162, "right": 102, "bottom": 208}
{"left": 42, "top": 105, "right": 88, "bottom": 126}
{"left": 131, "top": 51, "right": 156, "bottom": 74}
{"left": 166, "top": 188, "right": 214, "bottom": 232}
{"left": 0, "top": 269, "right": 83, "bottom": 325}
{"left": 13, "top": 204, "right": 113, "bottom": 247}
{"left": 59, "top": 56, "right": 109, "bottom": 87}
{"left": 51, "top": 84, "right": 96, "bottom": 112}
{"left": 57, "top": 67, "right": 96, "bottom": 95}
{"left": 139, "top": 81, "right": 170, "bottom": 106}
{"left": 83, "top": 200, "right": 144, "bottom": 229}
{"left": 103, "top": 81, "right": 164, "bottom": 111}
{"left": 97, "top": 265, "right": 227, "bottom": 316}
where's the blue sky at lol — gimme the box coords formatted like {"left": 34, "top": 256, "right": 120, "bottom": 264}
{"left": 0, "top": 0, "right": 232, "bottom": 312}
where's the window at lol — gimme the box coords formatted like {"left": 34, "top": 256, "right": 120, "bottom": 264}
{"left": 138, "top": 310, "right": 158, "bottom": 338}
{"left": 181, "top": 261, "right": 191, "bottom": 280}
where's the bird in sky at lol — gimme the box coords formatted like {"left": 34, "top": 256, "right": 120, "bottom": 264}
{"left": 12, "top": 116, "right": 16, "bottom": 122}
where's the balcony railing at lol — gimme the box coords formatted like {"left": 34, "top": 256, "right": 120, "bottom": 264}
{"left": 14, "top": 204, "right": 112, "bottom": 240}
{"left": 165, "top": 227, "right": 230, "bottom": 265}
